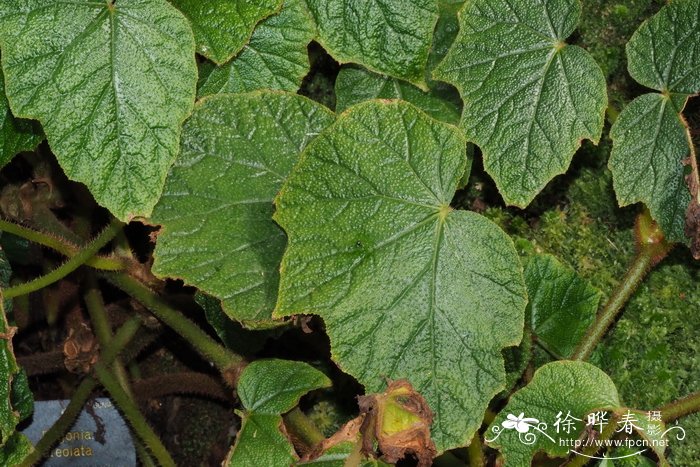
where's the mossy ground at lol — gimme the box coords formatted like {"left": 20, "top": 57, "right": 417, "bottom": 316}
{"left": 469, "top": 158, "right": 700, "bottom": 464}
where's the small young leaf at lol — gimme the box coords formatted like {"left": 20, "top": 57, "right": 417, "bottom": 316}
{"left": 226, "top": 359, "right": 331, "bottom": 467}
{"left": 197, "top": 0, "right": 315, "bottom": 97}
{"left": 525, "top": 254, "right": 601, "bottom": 358}
{"left": 151, "top": 92, "right": 334, "bottom": 328}
{"left": 0, "top": 67, "right": 43, "bottom": 169}
{"left": 169, "top": 0, "right": 282, "bottom": 65}
{"left": 274, "top": 100, "right": 527, "bottom": 452}
{"left": 0, "top": 0, "right": 197, "bottom": 221}
{"left": 609, "top": 0, "right": 700, "bottom": 244}
{"left": 238, "top": 359, "right": 331, "bottom": 414}
{"left": 486, "top": 361, "right": 621, "bottom": 466}
{"left": 435, "top": 0, "right": 607, "bottom": 207}
{"left": 335, "top": 66, "right": 461, "bottom": 125}
{"left": 227, "top": 412, "right": 297, "bottom": 467}
{"left": 306, "top": 0, "right": 439, "bottom": 89}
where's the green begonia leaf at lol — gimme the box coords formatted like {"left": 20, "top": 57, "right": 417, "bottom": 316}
{"left": 486, "top": 361, "right": 620, "bottom": 466}
{"left": 1, "top": 249, "right": 28, "bottom": 449}
{"left": 610, "top": 94, "right": 691, "bottom": 242}
{"left": 274, "top": 100, "right": 527, "bottom": 451}
{"left": 10, "top": 370, "right": 32, "bottom": 424}
{"left": 434, "top": 0, "right": 607, "bottom": 207}
{"left": 169, "top": 0, "right": 282, "bottom": 65}
{"left": 238, "top": 359, "right": 331, "bottom": 414}
{"left": 525, "top": 254, "right": 601, "bottom": 358}
{"left": 297, "top": 441, "right": 391, "bottom": 466}
{"left": 0, "top": 432, "right": 32, "bottom": 465}
{"left": 227, "top": 412, "right": 297, "bottom": 467}
{"left": 427, "top": 0, "right": 464, "bottom": 80}
{"left": 609, "top": 0, "right": 700, "bottom": 243}
{"left": 226, "top": 359, "right": 331, "bottom": 467}
{"left": 306, "top": 0, "right": 439, "bottom": 89}
{"left": 0, "top": 0, "right": 197, "bottom": 221}
{"left": 197, "top": 0, "right": 315, "bottom": 97}
{"left": 335, "top": 65, "right": 461, "bottom": 125}
{"left": 0, "top": 67, "right": 42, "bottom": 169}
{"left": 334, "top": 1, "right": 465, "bottom": 126}
{"left": 151, "top": 92, "right": 334, "bottom": 327}
{"left": 625, "top": 0, "right": 700, "bottom": 94}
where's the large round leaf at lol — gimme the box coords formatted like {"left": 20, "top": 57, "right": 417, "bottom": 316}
{"left": 435, "top": 0, "right": 607, "bottom": 207}
{"left": 274, "top": 100, "right": 527, "bottom": 451}
{"left": 0, "top": 0, "right": 197, "bottom": 221}
{"left": 151, "top": 92, "right": 335, "bottom": 327}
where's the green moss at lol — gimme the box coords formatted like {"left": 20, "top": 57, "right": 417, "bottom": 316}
{"left": 668, "top": 413, "right": 700, "bottom": 466}
{"left": 482, "top": 165, "right": 700, "bottom": 464}
{"left": 483, "top": 168, "right": 635, "bottom": 293}
{"left": 577, "top": 0, "right": 663, "bottom": 80}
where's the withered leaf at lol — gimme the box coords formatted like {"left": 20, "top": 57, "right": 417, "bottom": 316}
{"left": 358, "top": 380, "right": 436, "bottom": 467}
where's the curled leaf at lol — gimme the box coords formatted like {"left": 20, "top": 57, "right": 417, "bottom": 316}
{"left": 358, "top": 380, "right": 436, "bottom": 467}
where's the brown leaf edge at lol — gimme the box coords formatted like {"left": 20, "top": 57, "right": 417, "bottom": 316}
{"left": 303, "top": 379, "right": 437, "bottom": 467}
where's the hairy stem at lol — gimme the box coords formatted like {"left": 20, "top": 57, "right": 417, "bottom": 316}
{"left": 571, "top": 213, "right": 671, "bottom": 361}
{"left": 84, "top": 278, "right": 132, "bottom": 396}
{"left": 466, "top": 432, "right": 484, "bottom": 467}
{"left": 4, "top": 219, "right": 122, "bottom": 298}
{"left": 101, "top": 272, "right": 244, "bottom": 378}
{"left": 131, "top": 372, "right": 229, "bottom": 402}
{"left": 284, "top": 407, "right": 325, "bottom": 451}
{"left": 659, "top": 391, "right": 700, "bottom": 423}
{"left": 0, "top": 218, "right": 124, "bottom": 271}
{"left": 17, "top": 350, "right": 65, "bottom": 376}
{"left": 94, "top": 363, "right": 175, "bottom": 467}
{"left": 19, "top": 317, "right": 142, "bottom": 467}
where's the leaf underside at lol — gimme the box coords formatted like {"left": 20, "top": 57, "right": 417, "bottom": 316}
{"left": 435, "top": 0, "right": 607, "bottom": 207}
{"left": 0, "top": 0, "right": 197, "bottom": 221}
{"left": 151, "top": 92, "right": 334, "bottom": 327}
{"left": 274, "top": 100, "right": 527, "bottom": 452}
